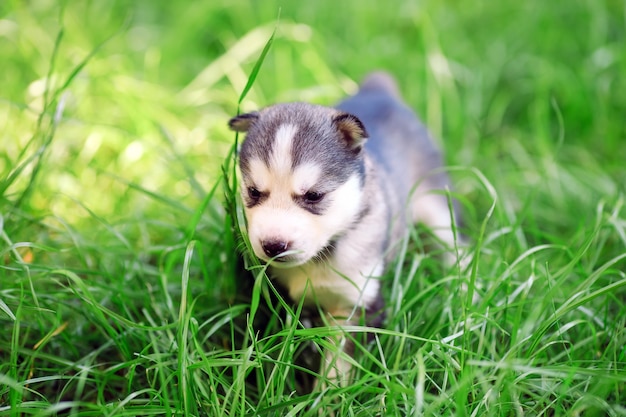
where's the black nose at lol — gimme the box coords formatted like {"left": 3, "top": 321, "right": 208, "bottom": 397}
{"left": 261, "top": 240, "right": 289, "bottom": 258}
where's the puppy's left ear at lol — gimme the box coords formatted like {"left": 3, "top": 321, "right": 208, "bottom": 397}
{"left": 333, "top": 113, "right": 368, "bottom": 152}
{"left": 228, "top": 112, "right": 259, "bottom": 132}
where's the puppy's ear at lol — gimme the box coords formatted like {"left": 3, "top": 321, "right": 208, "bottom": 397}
{"left": 228, "top": 112, "right": 259, "bottom": 132}
{"left": 333, "top": 113, "right": 368, "bottom": 151}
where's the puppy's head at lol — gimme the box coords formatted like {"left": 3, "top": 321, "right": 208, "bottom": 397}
{"left": 229, "top": 102, "right": 368, "bottom": 267}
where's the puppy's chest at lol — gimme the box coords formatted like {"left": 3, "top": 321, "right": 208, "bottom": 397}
{"left": 271, "top": 256, "right": 382, "bottom": 317}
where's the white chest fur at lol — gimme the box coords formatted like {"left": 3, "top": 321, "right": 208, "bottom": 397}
{"left": 271, "top": 243, "right": 383, "bottom": 318}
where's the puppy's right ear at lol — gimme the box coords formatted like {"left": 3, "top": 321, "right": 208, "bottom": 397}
{"left": 228, "top": 112, "right": 259, "bottom": 132}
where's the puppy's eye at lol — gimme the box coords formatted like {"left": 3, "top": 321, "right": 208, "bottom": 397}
{"left": 303, "top": 191, "right": 324, "bottom": 204}
{"left": 248, "top": 187, "right": 261, "bottom": 200}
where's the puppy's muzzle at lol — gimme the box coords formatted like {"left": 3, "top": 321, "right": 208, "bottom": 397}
{"left": 261, "top": 239, "right": 291, "bottom": 260}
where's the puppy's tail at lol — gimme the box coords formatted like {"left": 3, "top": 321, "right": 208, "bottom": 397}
{"left": 359, "top": 71, "right": 401, "bottom": 99}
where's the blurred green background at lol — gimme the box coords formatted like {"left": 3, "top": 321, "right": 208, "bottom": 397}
{"left": 3, "top": 0, "right": 624, "bottom": 234}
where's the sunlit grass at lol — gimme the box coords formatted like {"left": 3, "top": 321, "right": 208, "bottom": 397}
{"left": 1, "top": 0, "right": 625, "bottom": 415}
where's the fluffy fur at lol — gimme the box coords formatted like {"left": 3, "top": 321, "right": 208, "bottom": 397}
{"left": 229, "top": 72, "right": 463, "bottom": 387}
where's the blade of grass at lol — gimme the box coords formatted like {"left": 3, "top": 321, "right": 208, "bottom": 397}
{"left": 177, "top": 240, "right": 196, "bottom": 417}
{"left": 236, "top": 11, "right": 280, "bottom": 108}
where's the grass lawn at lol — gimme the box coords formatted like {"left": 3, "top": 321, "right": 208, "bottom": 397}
{"left": 1, "top": 0, "right": 625, "bottom": 415}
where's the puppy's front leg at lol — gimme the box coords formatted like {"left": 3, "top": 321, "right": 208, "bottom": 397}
{"left": 315, "top": 313, "right": 355, "bottom": 390}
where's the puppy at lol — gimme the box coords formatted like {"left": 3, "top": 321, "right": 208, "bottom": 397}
{"left": 229, "top": 72, "right": 463, "bottom": 387}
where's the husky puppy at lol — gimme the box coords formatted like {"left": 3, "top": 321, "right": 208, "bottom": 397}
{"left": 229, "top": 72, "right": 463, "bottom": 386}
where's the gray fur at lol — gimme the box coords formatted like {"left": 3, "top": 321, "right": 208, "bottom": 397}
{"left": 336, "top": 72, "right": 457, "bottom": 258}
{"left": 237, "top": 103, "right": 363, "bottom": 190}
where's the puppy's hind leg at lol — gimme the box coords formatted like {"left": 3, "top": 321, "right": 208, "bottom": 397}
{"left": 411, "top": 192, "right": 470, "bottom": 270}
{"left": 411, "top": 191, "right": 483, "bottom": 304}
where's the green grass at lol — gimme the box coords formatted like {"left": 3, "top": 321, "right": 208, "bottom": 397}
{"left": 1, "top": 0, "right": 625, "bottom": 415}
